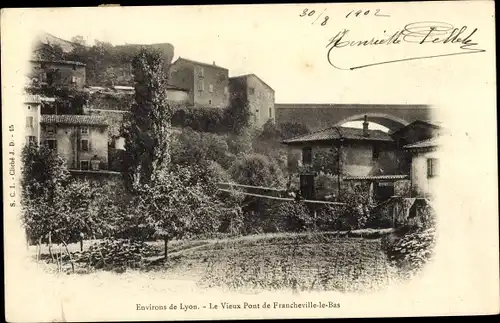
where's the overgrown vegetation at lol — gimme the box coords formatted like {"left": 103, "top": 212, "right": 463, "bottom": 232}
{"left": 23, "top": 44, "right": 436, "bottom": 286}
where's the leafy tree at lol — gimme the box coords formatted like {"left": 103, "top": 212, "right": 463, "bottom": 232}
{"left": 121, "top": 47, "right": 172, "bottom": 189}
{"left": 223, "top": 92, "right": 252, "bottom": 135}
{"left": 258, "top": 119, "right": 282, "bottom": 141}
{"left": 21, "top": 143, "right": 70, "bottom": 202}
{"left": 130, "top": 165, "right": 227, "bottom": 257}
{"left": 70, "top": 35, "right": 87, "bottom": 46}
{"left": 171, "top": 128, "right": 233, "bottom": 170}
{"left": 280, "top": 122, "right": 310, "bottom": 139}
{"left": 27, "top": 85, "right": 89, "bottom": 115}
{"left": 20, "top": 145, "right": 113, "bottom": 269}
{"left": 229, "top": 153, "right": 286, "bottom": 188}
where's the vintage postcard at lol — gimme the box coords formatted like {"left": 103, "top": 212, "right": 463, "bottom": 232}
{"left": 2, "top": 2, "right": 498, "bottom": 321}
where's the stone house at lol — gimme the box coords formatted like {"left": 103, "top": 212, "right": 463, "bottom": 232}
{"left": 24, "top": 95, "right": 42, "bottom": 146}
{"left": 390, "top": 120, "right": 444, "bottom": 148}
{"left": 228, "top": 74, "right": 275, "bottom": 128}
{"left": 404, "top": 136, "right": 441, "bottom": 199}
{"left": 28, "top": 59, "right": 86, "bottom": 90}
{"left": 168, "top": 57, "right": 230, "bottom": 108}
{"left": 40, "top": 114, "right": 109, "bottom": 171}
{"left": 282, "top": 117, "right": 407, "bottom": 201}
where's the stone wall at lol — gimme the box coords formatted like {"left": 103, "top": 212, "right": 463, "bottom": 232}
{"left": 275, "top": 104, "right": 433, "bottom": 132}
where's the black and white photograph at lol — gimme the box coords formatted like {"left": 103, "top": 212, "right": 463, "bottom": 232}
{"left": 2, "top": 2, "right": 498, "bottom": 321}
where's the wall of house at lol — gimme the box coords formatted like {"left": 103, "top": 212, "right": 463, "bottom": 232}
{"left": 410, "top": 150, "right": 438, "bottom": 198}
{"left": 41, "top": 124, "right": 109, "bottom": 170}
{"left": 78, "top": 126, "right": 109, "bottom": 169}
{"left": 245, "top": 75, "right": 275, "bottom": 128}
{"left": 299, "top": 142, "right": 403, "bottom": 177}
{"left": 29, "top": 60, "right": 86, "bottom": 89}
{"left": 392, "top": 122, "right": 443, "bottom": 146}
{"left": 24, "top": 103, "right": 41, "bottom": 144}
{"left": 167, "top": 89, "right": 190, "bottom": 103}
{"left": 192, "top": 64, "right": 229, "bottom": 108}
{"left": 84, "top": 108, "right": 125, "bottom": 142}
{"left": 169, "top": 61, "right": 195, "bottom": 105}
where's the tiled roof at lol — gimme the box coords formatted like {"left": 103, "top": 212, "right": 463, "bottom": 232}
{"left": 24, "top": 95, "right": 41, "bottom": 104}
{"left": 174, "top": 57, "right": 228, "bottom": 70}
{"left": 390, "top": 119, "right": 442, "bottom": 135}
{"left": 30, "top": 58, "right": 86, "bottom": 66}
{"left": 343, "top": 174, "right": 409, "bottom": 181}
{"left": 282, "top": 126, "right": 393, "bottom": 144}
{"left": 41, "top": 114, "right": 108, "bottom": 126}
{"left": 403, "top": 136, "right": 440, "bottom": 149}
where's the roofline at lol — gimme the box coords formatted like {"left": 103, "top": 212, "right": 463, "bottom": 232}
{"left": 342, "top": 174, "right": 409, "bottom": 181}
{"left": 30, "top": 59, "right": 86, "bottom": 66}
{"left": 173, "top": 57, "right": 229, "bottom": 71}
{"left": 281, "top": 125, "right": 393, "bottom": 144}
{"left": 229, "top": 73, "right": 275, "bottom": 92}
{"left": 390, "top": 120, "right": 442, "bottom": 135}
{"left": 282, "top": 137, "right": 395, "bottom": 145}
{"left": 40, "top": 121, "right": 109, "bottom": 126}
{"left": 404, "top": 146, "right": 439, "bottom": 153}
{"left": 41, "top": 32, "right": 79, "bottom": 48}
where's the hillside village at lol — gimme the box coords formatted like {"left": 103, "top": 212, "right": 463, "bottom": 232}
{"left": 21, "top": 32, "right": 443, "bottom": 285}
{"left": 25, "top": 33, "right": 443, "bottom": 219}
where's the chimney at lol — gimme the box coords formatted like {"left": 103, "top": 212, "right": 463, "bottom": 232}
{"left": 213, "top": 61, "right": 216, "bottom": 65}
{"left": 363, "top": 115, "right": 369, "bottom": 136}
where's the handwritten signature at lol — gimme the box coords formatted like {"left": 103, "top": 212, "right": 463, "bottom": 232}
{"left": 325, "top": 22, "right": 486, "bottom": 70}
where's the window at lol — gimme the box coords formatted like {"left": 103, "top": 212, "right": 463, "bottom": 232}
{"left": 26, "top": 116, "right": 34, "bottom": 128}
{"left": 81, "top": 139, "right": 89, "bottom": 152}
{"left": 80, "top": 160, "right": 90, "bottom": 170}
{"left": 372, "top": 146, "right": 380, "bottom": 160}
{"left": 71, "top": 76, "right": 77, "bottom": 83}
{"left": 209, "top": 100, "right": 212, "bottom": 105}
{"left": 199, "top": 67, "right": 204, "bottom": 77}
{"left": 302, "top": 147, "right": 312, "bottom": 164}
{"left": 224, "top": 86, "right": 228, "bottom": 95}
{"left": 80, "top": 127, "right": 89, "bottom": 136}
{"left": 249, "top": 87, "right": 255, "bottom": 95}
{"left": 209, "top": 84, "right": 214, "bottom": 93}
{"left": 268, "top": 108, "right": 272, "bottom": 117}
{"left": 26, "top": 136, "right": 36, "bottom": 145}
{"left": 47, "top": 139, "right": 57, "bottom": 150}
{"left": 199, "top": 81, "right": 205, "bottom": 92}
{"left": 427, "top": 158, "right": 439, "bottom": 178}
{"left": 46, "top": 125, "right": 56, "bottom": 136}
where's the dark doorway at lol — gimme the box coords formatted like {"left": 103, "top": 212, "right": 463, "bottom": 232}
{"left": 300, "top": 174, "right": 315, "bottom": 200}
{"left": 374, "top": 182, "right": 394, "bottom": 202}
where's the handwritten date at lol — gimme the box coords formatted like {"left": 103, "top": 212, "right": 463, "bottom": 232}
{"left": 299, "top": 8, "right": 329, "bottom": 26}
{"left": 345, "top": 9, "right": 390, "bottom": 18}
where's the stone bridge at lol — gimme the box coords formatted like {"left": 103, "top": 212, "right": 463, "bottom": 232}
{"left": 275, "top": 104, "right": 434, "bottom": 132}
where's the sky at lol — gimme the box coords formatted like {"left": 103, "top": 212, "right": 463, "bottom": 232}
{"left": 4, "top": 4, "right": 496, "bottom": 131}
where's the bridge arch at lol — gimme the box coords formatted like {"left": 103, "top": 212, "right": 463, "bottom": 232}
{"left": 335, "top": 113, "right": 410, "bottom": 132}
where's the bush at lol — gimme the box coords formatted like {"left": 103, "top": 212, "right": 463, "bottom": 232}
{"left": 171, "top": 128, "right": 235, "bottom": 170}
{"left": 268, "top": 201, "right": 312, "bottom": 233}
{"left": 381, "top": 226, "right": 436, "bottom": 278}
{"left": 172, "top": 106, "right": 226, "bottom": 133}
{"left": 73, "top": 239, "right": 158, "bottom": 271}
{"left": 229, "top": 153, "right": 286, "bottom": 188}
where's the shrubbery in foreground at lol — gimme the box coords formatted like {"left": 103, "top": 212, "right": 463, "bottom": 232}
{"left": 381, "top": 226, "right": 436, "bottom": 279}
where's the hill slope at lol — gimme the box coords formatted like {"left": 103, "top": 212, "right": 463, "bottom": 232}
{"left": 33, "top": 32, "right": 175, "bottom": 86}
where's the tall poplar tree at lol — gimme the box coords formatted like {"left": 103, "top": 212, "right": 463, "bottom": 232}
{"left": 122, "top": 47, "right": 172, "bottom": 189}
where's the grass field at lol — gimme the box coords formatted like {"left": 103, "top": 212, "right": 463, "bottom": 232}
{"left": 31, "top": 230, "right": 398, "bottom": 293}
